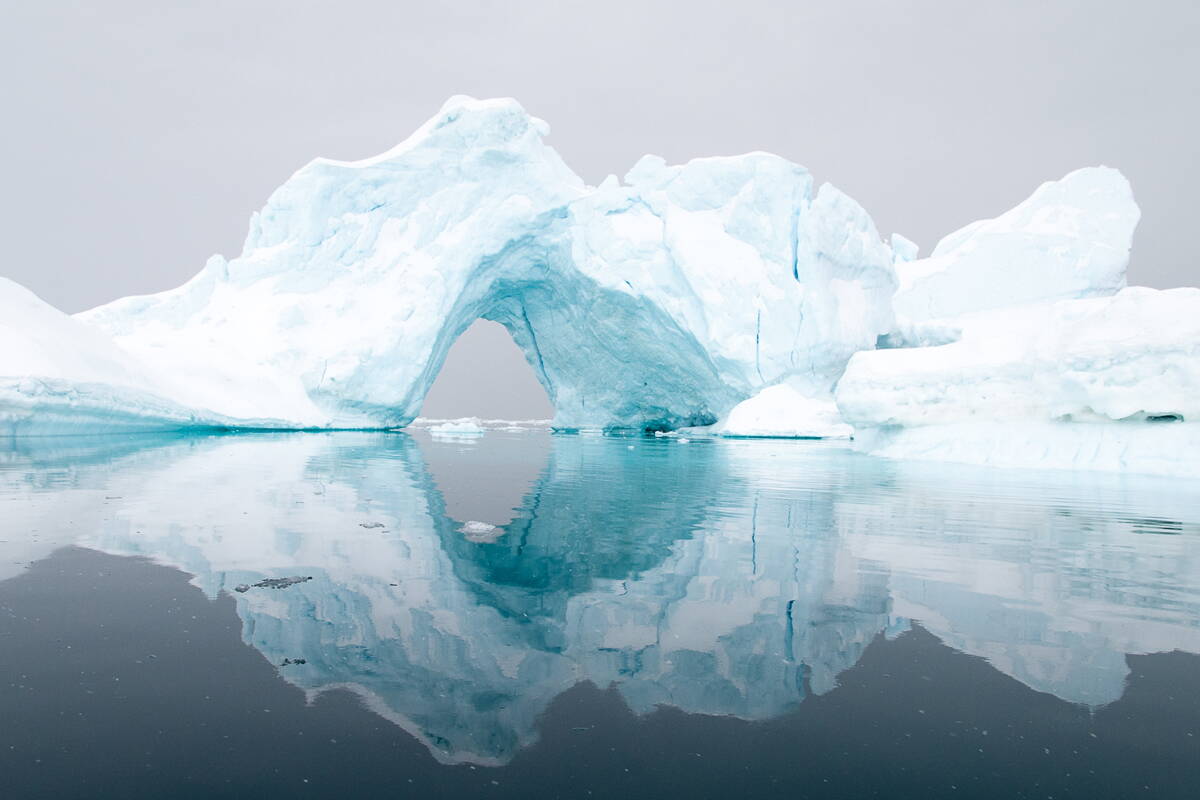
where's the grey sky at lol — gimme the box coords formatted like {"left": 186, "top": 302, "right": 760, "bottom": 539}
{"left": 3, "top": 1, "right": 1197, "bottom": 418}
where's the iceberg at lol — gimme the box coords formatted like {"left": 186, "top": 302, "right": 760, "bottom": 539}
{"left": 30, "top": 96, "right": 892, "bottom": 435}
{"left": 1, "top": 95, "right": 1195, "bottom": 476}
{"left": 834, "top": 163, "right": 1200, "bottom": 476}
{"left": 0, "top": 276, "right": 326, "bottom": 435}
{"left": 892, "top": 166, "right": 1140, "bottom": 325}
{"left": 838, "top": 287, "right": 1200, "bottom": 476}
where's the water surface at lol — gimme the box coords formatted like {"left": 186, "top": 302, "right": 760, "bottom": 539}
{"left": 2, "top": 430, "right": 1198, "bottom": 798}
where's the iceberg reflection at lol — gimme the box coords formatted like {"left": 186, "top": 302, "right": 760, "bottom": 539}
{"left": 2, "top": 431, "right": 1198, "bottom": 764}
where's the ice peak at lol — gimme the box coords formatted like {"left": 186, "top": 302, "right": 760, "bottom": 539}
{"left": 311, "top": 96, "right": 551, "bottom": 171}
{"left": 895, "top": 165, "right": 1140, "bottom": 322}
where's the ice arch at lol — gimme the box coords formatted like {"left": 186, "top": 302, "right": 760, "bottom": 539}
{"left": 77, "top": 97, "right": 898, "bottom": 432}
{"left": 398, "top": 220, "right": 749, "bottom": 430}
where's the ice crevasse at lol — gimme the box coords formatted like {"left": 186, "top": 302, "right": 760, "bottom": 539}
{"left": 1, "top": 95, "right": 1197, "bottom": 476}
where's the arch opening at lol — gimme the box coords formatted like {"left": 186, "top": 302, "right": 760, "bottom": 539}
{"left": 418, "top": 319, "right": 553, "bottom": 421}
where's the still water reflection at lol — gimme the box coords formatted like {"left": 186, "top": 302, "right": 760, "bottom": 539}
{"left": 1, "top": 430, "right": 1199, "bottom": 795}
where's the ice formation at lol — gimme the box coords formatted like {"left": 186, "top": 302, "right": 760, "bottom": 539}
{"left": 0, "top": 277, "right": 324, "bottom": 435}
{"left": 835, "top": 164, "right": 1196, "bottom": 476}
{"left": 892, "top": 167, "right": 1140, "bottom": 325}
{"left": 38, "top": 96, "right": 892, "bottom": 435}
{"left": 839, "top": 288, "right": 1200, "bottom": 476}
{"left": 840, "top": 287, "right": 1200, "bottom": 429}
{"left": 712, "top": 383, "right": 852, "bottom": 439}
{"left": 0, "top": 95, "right": 1195, "bottom": 475}
{"left": 428, "top": 417, "right": 487, "bottom": 436}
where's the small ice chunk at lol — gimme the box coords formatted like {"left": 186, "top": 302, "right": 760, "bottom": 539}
{"left": 459, "top": 520, "right": 504, "bottom": 543}
{"left": 890, "top": 233, "right": 919, "bottom": 263}
{"left": 715, "top": 384, "right": 852, "bottom": 439}
{"left": 429, "top": 417, "right": 486, "bottom": 436}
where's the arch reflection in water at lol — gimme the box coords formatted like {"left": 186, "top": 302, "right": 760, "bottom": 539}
{"left": 2, "top": 430, "right": 1199, "bottom": 765}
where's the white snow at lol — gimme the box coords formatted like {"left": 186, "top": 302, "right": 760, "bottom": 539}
{"left": 839, "top": 287, "right": 1200, "bottom": 427}
{"left": 0, "top": 276, "right": 325, "bottom": 435}
{"left": 893, "top": 167, "right": 1139, "bottom": 323}
{"left": 837, "top": 287, "right": 1200, "bottom": 475}
{"left": 714, "top": 383, "right": 853, "bottom": 439}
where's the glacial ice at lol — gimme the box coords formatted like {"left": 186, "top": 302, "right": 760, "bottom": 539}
{"left": 59, "top": 96, "right": 895, "bottom": 434}
{"left": 829, "top": 164, "right": 1199, "bottom": 476}
{"left": 0, "top": 95, "right": 1195, "bottom": 476}
{"left": 0, "top": 276, "right": 323, "bottom": 435}
{"left": 841, "top": 287, "right": 1200, "bottom": 428}
{"left": 839, "top": 287, "right": 1200, "bottom": 476}
{"left": 892, "top": 167, "right": 1140, "bottom": 324}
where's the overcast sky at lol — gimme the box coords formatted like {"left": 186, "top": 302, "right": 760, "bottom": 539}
{"left": 3, "top": 1, "right": 1197, "bottom": 417}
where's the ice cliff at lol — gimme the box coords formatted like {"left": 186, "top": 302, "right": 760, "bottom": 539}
{"left": 0, "top": 276, "right": 324, "bottom": 434}
{"left": 1, "top": 95, "right": 1195, "bottom": 475}
{"left": 838, "top": 167, "right": 1198, "bottom": 476}
{"left": 891, "top": 166, "right": 1139, "bottom": 324}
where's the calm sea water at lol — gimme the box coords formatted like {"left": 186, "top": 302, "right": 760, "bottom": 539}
{"left": 1, "top": 430, "right": 1198, "bottom": 798}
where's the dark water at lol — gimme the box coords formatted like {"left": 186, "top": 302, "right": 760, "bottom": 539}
{"left": 1, "top": 430, "right": 1198, "bottom": 799}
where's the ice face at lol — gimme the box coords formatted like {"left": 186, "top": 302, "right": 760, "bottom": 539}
{"left": 0, "top": 277, "right": 321, "bottom": 435}
{"left": 31, "top": 96, "right": 891, "bottom": 434}
{"left": 892, "top": 166, "right": 1139, "bottom": 324}
{"left": 837, "top": 287, "right": 1200, "bottom": 476}
{"left": 831, "top": 166, "right": 1194, "bottom": 477}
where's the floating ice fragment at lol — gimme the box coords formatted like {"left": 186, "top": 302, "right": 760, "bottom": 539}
{"left": 429, "top": 418, "right": 486, "bottom": 436}
{"left": 459, "top": 521, "right": 504, "bottom": 543}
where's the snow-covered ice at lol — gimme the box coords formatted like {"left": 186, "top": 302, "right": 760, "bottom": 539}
{"left": 892, "top": 167, "right": 1139, "bottom": 324}
{"left": 714, "top": 383, "right": 852, "bottom": 439}
{"left": 839, "top": 287, "right": 1200, "bottom": 475}
{"left": 841, "top": 288, "right": 1200, "bottom": 428}
{"left": 0, "top": 277, "right": 324, "bottom": 436}
{"left": 1, "top": 95, "right": 1195, "bottom": 475}
{"left": 60, "top": 96, "right": 896, "bottom": 434}
{"left": 828, "top": 165, "right": 1198, "bottom": 476}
